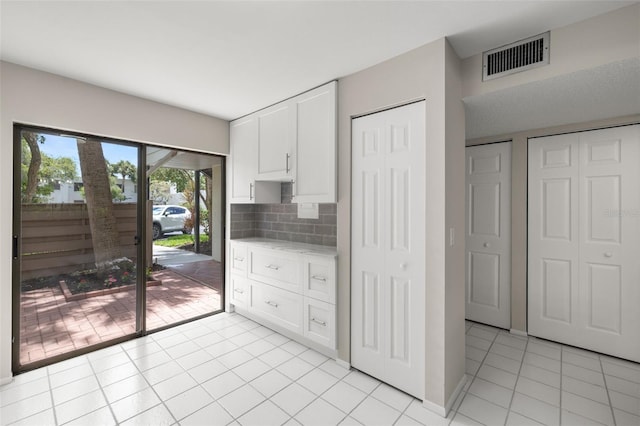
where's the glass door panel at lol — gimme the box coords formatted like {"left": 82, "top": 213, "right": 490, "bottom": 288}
{"left": 14, "top": 128, "right": 141, "bottom": 370}
{"left": 146, "top": 150, "right": 224, "bottom": 331}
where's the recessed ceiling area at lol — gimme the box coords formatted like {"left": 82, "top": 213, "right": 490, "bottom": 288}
{"left": 1, "top": 0, "right": 634, "bottom": 125}
{"left": 464, "top": 57, "right": 640, "bottom": 140}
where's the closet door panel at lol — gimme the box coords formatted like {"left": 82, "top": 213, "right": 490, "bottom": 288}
{"left": 528, "top": 125, "right": 640, "bottom": 362}
{"left": 352, "top": 101, "right": 425, "bottom": 399}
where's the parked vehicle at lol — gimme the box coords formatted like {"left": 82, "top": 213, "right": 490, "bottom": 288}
{"left": 152, "top": 205, "right": 191, "bottom": 239}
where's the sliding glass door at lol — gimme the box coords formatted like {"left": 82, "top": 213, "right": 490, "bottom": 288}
{"left": 12, "top": 126, "right": 145, "bottom": 372}
{"left": 12, "top": 125, "right": 226, "bottom": 373}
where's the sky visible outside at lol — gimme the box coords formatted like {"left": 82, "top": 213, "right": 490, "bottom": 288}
{"left": 38, "top": 133, "right": 138, "bottom": 178}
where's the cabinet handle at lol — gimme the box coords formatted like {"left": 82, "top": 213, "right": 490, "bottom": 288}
{"left": 604, "top": 252, "right": 613, "bottom": 258}
{"left": 234, "top": 288, "right": 244, "bottom": 294}
{"left": 311, "top": 275, "right": 326, "bottom": 282}
{"left": 249, "top": 182, "right": 253, "bottom": 200}
{"left": 286, "top": 153, "right": 290, "bottom": 173}
{"left": 265, "top": 300, "right": 279, "bottom": 308}
{"left": 311, "top": 317, "right": 327, "bottom": 326}
{"left": 234, "top": 257, "right": 244, "bottom": 262}
{"left": 265, "top": 264, "right": 280, "bottom": 270}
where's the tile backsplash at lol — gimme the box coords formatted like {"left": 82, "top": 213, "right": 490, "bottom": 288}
{"left": 229, "top": 183, "right": 337, "bottom": 247}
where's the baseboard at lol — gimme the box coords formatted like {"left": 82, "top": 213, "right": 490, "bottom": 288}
{"left": 0, "top": 376, "right": 12, "bottom": 386}
{"left": 510, "top": 328, "right": 528, "bottom": 337}
{"left": 421, "top": 374, "right": 467, "bottom": 417}
{"left": 335, "top": 358, "right": 351, "bottom": 370}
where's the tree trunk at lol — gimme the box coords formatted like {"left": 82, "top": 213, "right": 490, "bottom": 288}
{"left": 205, "top": 171, "right": 213, "bottom": 243}
{"left": 23, "top": 132, "right": 41, "bottom": 203}
{"left": 77, "top": 138, "right": 123, "bottom": 269}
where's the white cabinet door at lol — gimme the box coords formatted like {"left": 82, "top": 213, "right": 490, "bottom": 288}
{"left": 351, "top": 101, "right": 426, "bottom": 399}
{"left": 256, "top": 102, "right": 293, "bottom": 181}
{"left": 229, "top": 117, "right": 281, "bottom": 204}
{"left": 303, "top": 297, "right": 336, "bottom": 349}
{"left": 465, "top": 142, "right": 511, "bottom": 329}
{"left": 528, "top": 125, "right": 640, "bottom": 362}
{"left": 293, "top": 81, "right": 337, "bottom": 203}
{"left": 230, "top": 274, "right": 249, "bottom": 308}
{"left": 229, "top": 117, "right": 258, "bottom": 203}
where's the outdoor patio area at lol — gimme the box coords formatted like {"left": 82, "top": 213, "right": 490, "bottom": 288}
{"left": 19, "top": 259, "right": 223, "bottom": 366}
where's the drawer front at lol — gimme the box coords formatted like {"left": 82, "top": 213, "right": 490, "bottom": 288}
{"left": 250, "top": 282, "right": 303, "bottom": 333}
{"left": 303, "top": 255, "right": 336, "bottom": 303}
{"left": 230, "top": 243, "right": 248, "bottom": 275}
{"left": 303, "top": 297, "right": 335, "bottom": 349}
{"left": 230, "top": 274, "right": 248, "bottom": 308}
{"left": 248, "top": 249, "right": 301, "bottom": 292}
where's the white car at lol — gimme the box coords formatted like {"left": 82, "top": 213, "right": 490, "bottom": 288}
{"left": 152, "top": 205, "right": 191, "bottom": 239}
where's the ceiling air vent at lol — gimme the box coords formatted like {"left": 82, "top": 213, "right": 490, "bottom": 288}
{"left": 482, "top": 32, "right": 550, "bottom": 81}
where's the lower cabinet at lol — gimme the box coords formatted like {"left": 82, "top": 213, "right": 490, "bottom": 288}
{"left": 250, "top": 281, "right": 303, "bottom": 334}
{"left": 303, "top": 297, "right": 335, "bottom": 349}
{"left": 229, "top": 239, "right": 337, "bottom": 355}
{"left": 229, "top": 274, "right": 248, "bottom": 308}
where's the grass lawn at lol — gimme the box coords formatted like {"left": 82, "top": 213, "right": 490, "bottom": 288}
{"left": 154, "top": 234, "right": 209, "bottom": 248}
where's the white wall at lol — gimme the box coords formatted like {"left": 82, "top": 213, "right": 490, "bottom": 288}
{"left": 337, "top": 38, "right": 466, "bottom": 413}
{"left": 461, "top": 3, "right": 640, "bottom": 334}
{"left": 461, "top": 3, "right": 640, "bottom": 98}
{"left": 0, "top": 61, "right": 229, "bottom": 382}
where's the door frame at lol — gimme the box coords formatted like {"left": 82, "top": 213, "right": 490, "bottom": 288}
{"left": 11, "top": 124, "right": 148, "bottom": 373}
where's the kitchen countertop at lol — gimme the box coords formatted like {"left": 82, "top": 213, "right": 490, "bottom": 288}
{"left": 230, "top": 238, "right": 337, "bottom": 257}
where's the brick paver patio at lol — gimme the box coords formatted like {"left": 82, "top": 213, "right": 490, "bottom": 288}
{"left": 19, "top": 260, "right": 223, "bottom": 366}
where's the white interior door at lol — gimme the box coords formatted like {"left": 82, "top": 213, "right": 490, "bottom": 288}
{"left": 351, "top": 102, "right": 425, "bottom": 399}
{"left": 465, "top": 143, "right": 511, "bottom": 329}
{"left": 528, "top": 125, "right": 640, "bottom": 362}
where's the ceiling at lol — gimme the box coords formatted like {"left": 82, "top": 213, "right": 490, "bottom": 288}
{"left": 465, "top": 57, "right": 640, "bottom": 139}
{"left": 1, "top": 0, "right": 635, "bottom": 126}
{"left": 147, "top": 146, "right": 222, "bottom": 172}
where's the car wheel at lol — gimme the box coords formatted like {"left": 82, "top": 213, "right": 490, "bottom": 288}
{"left": 152, "top": 223, "right": 162, "bottom": 240}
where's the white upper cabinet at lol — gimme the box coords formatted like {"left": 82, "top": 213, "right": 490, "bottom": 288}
{"left": 292, "top": 82, "right": 337, "bottom": 203}
{"left": 229, "top": 81, "right": 337, "bottom": 204}
{"left": 256, "top": 102, "right": 294, "bottom": 181}
{"left": 229, "top": 116, "right": 280, "bottom": 204}
{"left": 229, "top": 117, "right": 257, "bottom": 202}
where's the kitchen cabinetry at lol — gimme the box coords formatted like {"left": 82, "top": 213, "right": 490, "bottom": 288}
{"left": 256, "top": 102, "right": 294, "bottom": 181}
{"left": 228, "top": 81, "right": 336, "bottom": 204}
{"left": 292, "top": 82, "right": 337, "bottom": 203}
{"left": 228, "top": 116, "right": 280, "bottom": 204}
{"left": 228, "top": 239, "right": 337, "bottom": 356}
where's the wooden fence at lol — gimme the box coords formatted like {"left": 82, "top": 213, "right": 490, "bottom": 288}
{"left": 21, "top": 203, "right": 138, "bottom": 280}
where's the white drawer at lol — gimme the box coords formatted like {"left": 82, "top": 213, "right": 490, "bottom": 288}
{"left": 303, "top": 297, "right": 335, "bottom": 349}
{"left": 303, "top": 255, "right": 336, "bottom": 303}
{"left": 250, "top": 281, "right": 303, "bottom": 334}
{"left": 229, "top": 274, "right": 248, "bottom": 308}
{"left": 248, "top": 248, "right": 301, "bottom": 292}
{"left": 230, "top": 243, "right": 248, "bottom": 275}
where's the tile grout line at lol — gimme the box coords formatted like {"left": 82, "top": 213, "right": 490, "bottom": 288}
{"left": 599, "top": 355, "right": 617, "bottom": 426}
{"left": 85, "top": 353, "right": 118, "bottom": 426}
{"left": 559, "top": 345, "right": 564, "bottom": 425}
{"left": 121, "top": 332, "right": 182, "bottom": 425}
{"left": 502, "top": 332, "right": 529, "bottom": 426}
{"left": 46, "top": 367, "right": 60, "bottom": 426}
{"left": 453, "top": 324, "right": 502, "bottom": 425}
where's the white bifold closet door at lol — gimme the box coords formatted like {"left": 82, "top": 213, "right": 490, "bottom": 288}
{"left": 465, "top": 142, "right": 511, "bottom": 329}
{"left": 528, "top": 125, "right": 640, "bottom": 362}
{"left": 351, "top": 101, "right": 426, "bottom": 399}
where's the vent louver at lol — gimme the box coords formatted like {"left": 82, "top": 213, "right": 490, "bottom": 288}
{"left": 483, "top": 32, "right": 550, "bottom": 81}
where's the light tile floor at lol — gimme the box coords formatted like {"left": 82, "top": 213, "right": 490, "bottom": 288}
{"left": 1, "top": 314, "right": 639, "bottom": 425}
